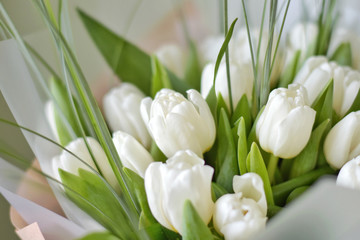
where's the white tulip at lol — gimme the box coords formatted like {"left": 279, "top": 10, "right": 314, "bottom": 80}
{"left": 336, "top": 155, "right": 360, "bottom": 190}
{"left": 155, "top": 44, "right": 186, "bottom": 78}
{"left": 52, "top": 137, "right": 118, "bottom": 189}
{"left": 324, "top": 111, "right": 360, "bottom": 169}
{"left": 141, "top": 89, "right": 216, "bottom": 157}
{"left": 200, "top": 61, "right": 253, "bottom": 110}
{"left": 213, "top": 173, "right": 267, "bottom": 240}
{"left": 112, "top": 131, "right": 154, "bottom": 178}
{"left": 294, "top": 56, "right": 360, "bottom": 117}
{"left": 103, "top": 83, "right": 151, "bottom": 149}
{"left": 285, "top": 22, "right": 318, "bottom": 63}
{"left": 256, "top": 84, "right": 316, "bottom": 159}
{"left": 233, "top": 173, "right": 267, "bottom": 216}
{"left": 293, "top": 56, "right": 331, "bottom": 105}
{"left": 199, "top": 35, "right": 224, "bottom": 64}
{"left": 144, "top": 150, "right": 214, "bottom": 234}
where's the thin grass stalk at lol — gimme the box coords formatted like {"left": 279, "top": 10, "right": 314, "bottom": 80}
{"left": 224, "top": 0, "right": 234, "bottom": 113}
{"left": 34, "top": 0, "right": 141, "bottom": 224}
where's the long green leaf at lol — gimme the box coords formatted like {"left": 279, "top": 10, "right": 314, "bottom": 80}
{"left": 216, "top": 108, "right": 238, "bottom": 192}
{"left": 312, "top": 79, "right": 333, "bottom": 127}
{"left": 330, "top": 42, "right": 352, "bottom": 67}
{"left": 182, "top": 200, "right": 214, "bottom": 240}
{"left": 272, "top": 167, "right": 335, "bottom": 206}
{"left": 246, "top": 142, "right": 274, "bottom": 206}
{"left": 77, "top": 232, "right": 120, "bottom": 240}
{"left": 290, "top": 119, "right": 330, "bottom": 178}
{"left": 60, "top": 169, "right": 138, "bottom": 239}
{"left": 151, "top": 55, "right": 172, "bottom": 98}
{"left": 236, "top": 117, "right": 248, "bottom": 175}
{"left": 77, "top": 9, "right": 189, "bottom": 96}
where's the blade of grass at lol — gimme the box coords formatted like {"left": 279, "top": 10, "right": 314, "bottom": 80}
{"left": 224, "top": 0, "right": 234, "bottom": 113}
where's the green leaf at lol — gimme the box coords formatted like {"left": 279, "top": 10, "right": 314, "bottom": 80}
{"left": 182, "top": 200, "right": 214, "bottom": 240}
{"left": 247, "top": 106, "right": 265, "bottom": 151}
{"left": 231, "top": 95, "right": 252, "bottom": 132}
{"left": 206, "top": 86, "right": 218, "bottom": 120}
{"left": 59, "top": 169, "right": 137, "bottom": 239}
{"left": 272, "top": 167, "right": 335, "bottom": 206}
{"left": 312, "top": 79, "right": 333, "bottom": 127}
{"left": 150, "top": 141, "right": 167, "bottom": 162}
{"left": 151, "top": 55, "right": 172, "bottom": 98}
{"left": 267, "top": 205, "right": 282, "bottom": 218}
{"left": 211, "top": 182, "right": 228, "bottom": 201}
{"left": 123, "top": 167, "right": 157, "bottom": 228}
{"left": 216, "top": 92, "right": 230, "bottom": 118}
{"left": 330, "top": 42, "right": 352, "bottom": 67}
{"left": 50, "top": 77, "right": 78, "bottom": 146}
{"left": 236, "top": 117, "right": 248, "bottom": 175}
{"left": 290, "top": 119, "right": 330, "bottom": 178}
{"left": 78, "top": 9, "right": 190, "bottom": 96}
{"left": 246, "top": 143, "right": 274, "bottom": 206}
{"left": 216, "top": 108, "right": 239, "bottom": 192}
{"left": 77, "top": 232, "right": 120, "bottom": 240}
{"left": 278, "top": 50, "right": 301, "bottom": 88}
{"left": 184, "top": 41, "right": 202, "bottom": 91}
{"left": 286, "top": 186, "right": 309, "bottom": 204}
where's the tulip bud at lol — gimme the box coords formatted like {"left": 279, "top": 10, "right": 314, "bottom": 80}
{"left": 294, "top": 56, "right": 360, "bottom": 117}
{"left": 201, "top": 61, "right": 253, "bottom": 110}
{"left": 103, "top": 83, "right": 151, "bottom": 149}
{"left": 52, "top": 137, "right": 118, "bottom": 189}
{"left": 285, "top": 22, "right": 318, "bottom": 63}
{"left": 324, "top": 111, "right": 360, "bottom": 169}
{"left": 336, "top": 155, "right": 360, "bottom": 190}
{"left": 256, "top": 84, "right": 316, "bottom": 159}
{"left": 199, "top": 35, "right": 224, "bottom": 64}
{"left": 155, "top": 44, "right": 186, "bottom": 78}
{"left": 141, "top": 89, "right": 216, "bottom": 158}
{"left": 213, "top": 173, "right": 267, "bottom": 240}
{"left": 112, "top": 131, "right": 154, "bottom": 178}
{"left": 144, "top": 150, "right": 214, "bottom": 234}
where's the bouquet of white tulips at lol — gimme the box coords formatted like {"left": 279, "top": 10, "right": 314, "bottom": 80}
{"left": 1, "top": 0, "right": 360, "bottom": 239}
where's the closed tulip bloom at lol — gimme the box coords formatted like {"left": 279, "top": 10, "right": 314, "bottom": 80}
{"left": 200, "top": 61, "right": 253, "bottom": 111}
{"left": 294, "top": 56, "right": 360, "bottom": 117}
{"left": 141, "top": 89, "right": 216, "bottom": 157}
{"left": 336, "top": 156, "right": 360, "bottom": 190}
{"left": 144, "top": 150, "right": 214, "bottom": 234}
{"left": 199, "top": 35, "right": 224, "bottom": 64}
{"left": 103, "top": 83, "right": 151, "bottom": 149}
{"left": 285, "top": 22, "right": 318, "bottom": 63}
{"left": 233, "top": 173, "right": 267, "bottom": 215}
{"left": 256, "top": 84, "right": 316, "bottom": 159}
{"left": 52, "top": 137, "right": 118, "bottom": 189}
{"left": 112, "top": 131, "right": 154, "bottom": 178}
{"left": 324, "top": 111, "right": 360, "bottom": 169}
{"left": 214, "top": 173, "right": 267, "bottom": 240}
{"left": 155, "top": 44, "right": 186, "bottom": 78}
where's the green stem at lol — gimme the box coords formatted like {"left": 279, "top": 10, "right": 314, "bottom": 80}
{"left": 224, "top": 0, "right": 233, "bottom": 113}
{"left": 272, "top": 167, "right": 335, "bottom": 206}
{"left": 267, "top": 154, "right": 279, "bottom": 184}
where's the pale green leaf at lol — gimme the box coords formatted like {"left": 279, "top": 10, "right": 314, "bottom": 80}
{"left": 216, "top": 108, "right": 238, "bottom": 192}
{"left": 290, "top": 119, "right": 330, "bottom": 178}
{"left": 182, "top": 200, "right": 214, "bottom": 240}
{"left": 330, "top": 42, "right": 352, "bottom": 67}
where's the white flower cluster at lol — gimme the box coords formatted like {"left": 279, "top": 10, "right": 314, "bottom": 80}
{"left": 45, "top": 22, "right": 360, "bottom": 239}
